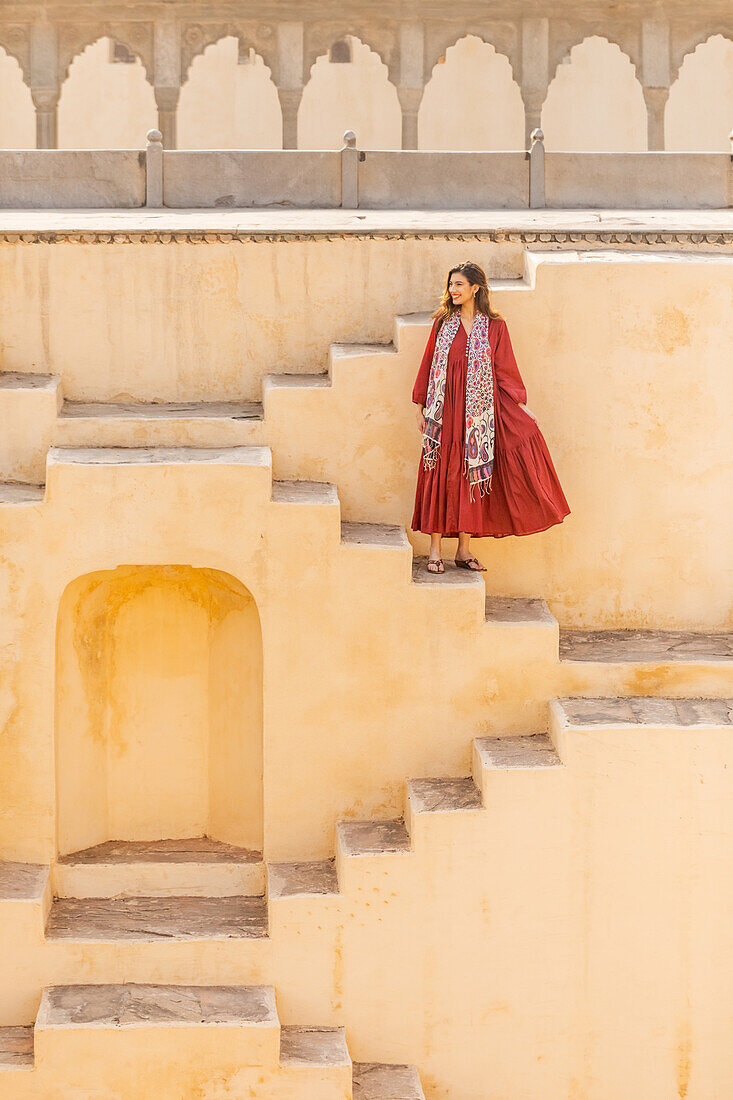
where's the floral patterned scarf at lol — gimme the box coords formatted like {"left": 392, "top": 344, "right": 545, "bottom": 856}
{"left": 421, "top": 310, "right": 495, "bottom": 497}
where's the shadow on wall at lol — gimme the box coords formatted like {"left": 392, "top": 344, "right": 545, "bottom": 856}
{"left": 55, "top": 564, "right": 262, "bottom": 856}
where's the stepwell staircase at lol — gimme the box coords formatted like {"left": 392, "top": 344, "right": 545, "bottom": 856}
{"left": 0, "top": 304, "right": 731, "bottom": 1098}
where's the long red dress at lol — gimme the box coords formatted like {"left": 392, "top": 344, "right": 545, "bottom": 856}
{"left": 412, "top": 315, "right": 570, "bottom": 538}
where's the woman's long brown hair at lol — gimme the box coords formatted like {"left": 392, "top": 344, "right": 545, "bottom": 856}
{"left": 431, "top": 261, "right": 502, "bottom": 332}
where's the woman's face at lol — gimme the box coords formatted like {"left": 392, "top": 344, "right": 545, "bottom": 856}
{"left": 448, "top": 272, "right": 478, "bottom": 307}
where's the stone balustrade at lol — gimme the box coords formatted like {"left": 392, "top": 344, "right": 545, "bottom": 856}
{"left": 0, "top": 129, "right": 731, "bottom": 209}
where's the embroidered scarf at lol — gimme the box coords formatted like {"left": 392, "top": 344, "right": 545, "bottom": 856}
{"left": 421, "top": 310, "right": 495, "bottom": 497}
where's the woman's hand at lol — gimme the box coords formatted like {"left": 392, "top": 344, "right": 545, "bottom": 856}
{"left": 416, "top": 405, "right": 426, "bottom": 433}
{"left": 520, "top": 403, "right": 538, "bottom": 422}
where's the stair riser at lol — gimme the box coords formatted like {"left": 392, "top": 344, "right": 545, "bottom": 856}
{"left": 55, "top": 418, "right": 263, "bottom": 451}
{"left": 0, "top": 387, "right": 60, "bottom": 484}
{"left": 53, "top": 862, "right": 265, "bottom": 899}
{"left": 558, "top": 661, "right": 733, "bottom": 700}
{"left": 35, "top": 1023, "right": 280, "bottom": 1071}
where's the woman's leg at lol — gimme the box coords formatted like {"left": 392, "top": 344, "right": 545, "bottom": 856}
{"left": 456, "top": 533, "right": 486, "bottom": 571}
{"left": 427, "top": 533, "right": 444, "bottom": 573}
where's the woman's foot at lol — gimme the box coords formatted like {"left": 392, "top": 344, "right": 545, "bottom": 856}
{"left": 455, "top": 553, "right": 486, "bottom": 571}
{"left": 427, "top": 558, "right": 445, "bottom": 574}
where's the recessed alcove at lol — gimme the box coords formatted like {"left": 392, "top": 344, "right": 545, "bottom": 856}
{"left": 55, "top": 565, "right": 262, "bottom": 858}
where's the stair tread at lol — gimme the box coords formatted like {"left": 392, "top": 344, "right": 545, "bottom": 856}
{"left": 338, "top": 820, "right": 411, "bottom": 856}
{"left": 330, "top": 342, "right": 395, "bottom": 357}
{"left": 271, "top": 480, "right": 338, "bottom": 504}
{"left": 265, "top": 373, "right": 330, "bottom": 389}
{"left": 37, "top": 984, "right": 277, "bottom": 1027}
{"left": 476, "top": 734, "right": 562, "bottom": 769}
{"left": 48, "top": 445, "right": 270, "bottom": 466}
{"left": 341, "top": 522, "right": 408, "bottom": 548}
{"left": 485, "top": 596, "right": 555, "bottom": 624}
{"left": 0, "top": 1027, "right": 34, "bottom": 1069}
{"left": 61, "top": 400, "right": 262, "bottom": 420}
{"left": 0, "top": 861, "right": 48, "bottom": 901}
{"left": 268, "top": 860, "right": 338, "bottom": 899}
{"left": 0, "top": 371, "right": 58, "bottom": 390}
{"left": 408, "top": 777, "right": 483, "bottom": 812}
{"left": 556, "top": 696, "right": 733, "bottom": 727}
{"left": 353, "top": 1062, "right": 425, "bottom": 1099}
{"left": 560, "top": 629, "right": 733, "bottom": 662}
{"left": 46, "top": 895, "right": 268, "bottom": 941}
{"left": 58, "top": 837, "right": 262, "bottom": 866}
{"left": 411, "top": 558, "right": 484, "bottom": 588}
{"left": 0, "top": 482, "right": 44, "bottom": 503}
{"left": 280, "top": 1025, "right": 350, "bottom": 1067}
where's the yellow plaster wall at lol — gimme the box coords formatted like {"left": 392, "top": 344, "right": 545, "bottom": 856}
{"left": 0, "top": 248, "right": 730, "bottom": 630}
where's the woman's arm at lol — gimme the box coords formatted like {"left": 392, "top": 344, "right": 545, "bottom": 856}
{"left": 412, "top": 319, "right": 438, "bottom": 407}
{"left": 492, "top": 319, "right": 538, "bottom": 421}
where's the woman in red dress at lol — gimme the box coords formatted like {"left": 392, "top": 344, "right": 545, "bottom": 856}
{"left": 412, "top": 260, "right": 570, "bottom": 573}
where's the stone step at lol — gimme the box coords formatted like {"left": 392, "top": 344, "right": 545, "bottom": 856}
{"left": 484, "top": 595, "right": 557, "bottom": 627}
{"left": 558, "top": 630, "right": 733, "bottom": 697}
{"left": 474, "top": 733, "right": 563, "bottom": 771}
{"left": 337, "top": 820, "right": 411, "bottom": 858}
{"left": 341, "top": 522, "right": 409, "bottom": 550}
{"left": 553, "top": 696, "right": 733, "bottom": 729}
{"left": 0, "top": 372, "right": 59, "bottom": 392}
{"left": 0, "top": 1027, "right": 33, "bottom": 1071}
{"left": 35, "top": 983, "right": 281, "bottom": 1073}
{"left": 411, "top": 557, "right": 485, "bottom": 590}
{"left": 0, "top": 482, "right": 44, "bottom": 504}
{"left": 48, "top": 444, "right": 270, "bottom": 467}
{"left": 264, "top": 372, "right": 331, "bottom": 392}
{"left": 60, "top": 400, "right": 263, "bottom": 421}
{"left": 268, "top": 860, "right": 339, "bottom": 899}
{"left": 352, "top": 1062, "right": 426, "bottom": 1099}
{"left": 45, "top": 894, "right": 268, "bottom": 942}
{"left": 0, "top": 862, "right": 49, "bottom": 902}
{"left": 279, "top": 1024, "right": 350, "bottom": 1068}
{"left": 271, "top": 479, "right": 338, "bottom": 505}
{"left": 407, "top": 777, "right": 483, "bottom": 814}
{"left": 55, "top": 838, "right": 264, "bottom": 899}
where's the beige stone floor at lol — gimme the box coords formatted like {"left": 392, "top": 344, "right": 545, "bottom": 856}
{"left": 0, "top": 209, "right": 731, "bottom": 234}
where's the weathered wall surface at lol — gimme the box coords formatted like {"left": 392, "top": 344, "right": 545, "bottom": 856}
{"left": 0, "top": 245, "right": 730, "bottom": 629}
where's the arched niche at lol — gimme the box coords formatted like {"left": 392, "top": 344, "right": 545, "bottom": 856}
{"left": 666, "top": 35, "right": 733, "bottom": 150}
{"left": 299, "top": 35, "right": 401, "bottom": 149}
{"left": 58, "top": 36, "right": 156, "bottom": 149}
{"left": 55, "top": 565, "right": 263, "bottom": 857}
{"left": 419, "top": 35, "right": 525, "bottom": 150}
{"left": 0, "top": 46, "right": 34, "bottom": 148}
{"left": 542, "top": 36, "right": 646, "bottom": 151}
{"left": 178, "top": 35, "right": 281, "bottom": 149}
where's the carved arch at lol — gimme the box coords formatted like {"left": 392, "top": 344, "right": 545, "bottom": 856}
{"left": 0, "top": 24, "right": 31, "bottom": 87}
{"left": 181, "top": 22, "right": 278, "bottom": 85}
{"left": 548, "top": 24, "right": 641, "bottom": 86}
{"left": 59, "top": 23, "right": 154, "bottom": 86}
{"left": 670, "top": 26, "right": 733, "bottom": 83}
{"left": 304, "top": 22, "right": 399, "bottom": 84}
{"left": 424, "top": 22, "right": 521, "bottom": 87}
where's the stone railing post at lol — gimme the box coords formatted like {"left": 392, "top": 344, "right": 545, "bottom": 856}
{"left": 146, "top": 128, "right": 164, "bottom": 208}
{"left": 341, "top": 130, "right": 359, "bottom": 209}
{"left": 528, "top": 127, "right": 545, "bottom": 209}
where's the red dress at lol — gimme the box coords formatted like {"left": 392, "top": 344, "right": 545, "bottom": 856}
{"left": 412, "top": 316, "right": 570, "bottom": 538}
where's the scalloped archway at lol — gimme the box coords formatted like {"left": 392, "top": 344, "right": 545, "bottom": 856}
{"left": 58, "top": 36, "right": 156, "bottom": 149}
{"left": 178, "top": 35, "right": 281, "bottom": 149}
{"left": 419, "top": 35, "right": 524, "bottom": 150}
{"left": 542, "top": 36, "right": 646, "bottom": 151}
{"left": 666, "top": 34, "right": 733, "bottom": 150}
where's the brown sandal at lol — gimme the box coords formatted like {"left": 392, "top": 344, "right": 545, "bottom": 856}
{"left": 455, "top": 556, "right": 486, "bottom": 572}
{"left": 427, "top": 558, "right": 445, "bottom": 574}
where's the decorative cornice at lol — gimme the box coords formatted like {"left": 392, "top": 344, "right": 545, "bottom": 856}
{"left": 0, "top": 229, "right": 731, "bottom": 246}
